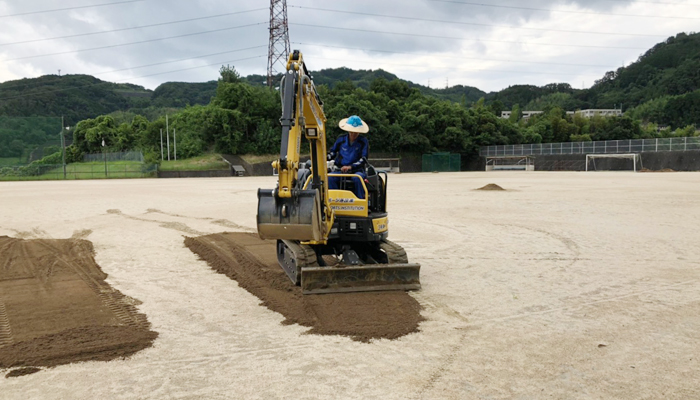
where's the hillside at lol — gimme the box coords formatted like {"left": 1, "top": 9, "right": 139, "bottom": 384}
{"left": 151, "top": 81, "right": 218, "bottom": 108}
{"left": 0, "top": 32, "right": 697, "bottom": 129}
{"left": 0, "top": 75, "right": 150, "bottom": 125}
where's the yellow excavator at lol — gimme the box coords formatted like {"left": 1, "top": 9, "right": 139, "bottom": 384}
{"left": 257, "top": 50, "right": 421, "bottom": 294}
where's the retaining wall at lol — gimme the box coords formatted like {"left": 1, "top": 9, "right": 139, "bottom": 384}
{"left": 158, "top": 170, "right": 233, "bottom": 178}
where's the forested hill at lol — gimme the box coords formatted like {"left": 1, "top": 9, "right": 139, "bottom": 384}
{"left": 0, "top": 75, "right": 218, "bottom": 125}
{"left": 0, "top": 31, "right": 698, "bottom": 126}
{"left": 0, "top": 75, "right": 151, "bottom": 125}
{"left": 493, "top": 32, "right": 700, "bottom": 123}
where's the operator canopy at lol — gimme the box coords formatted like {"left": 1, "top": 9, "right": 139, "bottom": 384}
{"left": 339, "top": 115, "right": 370, "bottom": 134}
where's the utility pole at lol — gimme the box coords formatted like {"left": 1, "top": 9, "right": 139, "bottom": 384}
{"left": 166, "top": 115, "right": 170, "bottom": 161}
{"left": 173, "top": 129, "right": 177, "bottom": 161}
{"left": 267, "top": 0, "right": 290, "bottom": 87}
{"left": 61, "top": 117, "right": 67, "bottom": 180}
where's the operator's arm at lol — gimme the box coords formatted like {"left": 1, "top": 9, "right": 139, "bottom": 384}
{"left": 328, "top": 135, "right": 344, "bottom": 163}
{"left": 350, "top": 136, "right": 369, "bottom": 172}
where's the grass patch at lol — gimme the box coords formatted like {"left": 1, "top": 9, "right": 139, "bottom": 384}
{"left": 159, "top": 154, "right": 229, "bottom": 171}
{"left": 0, "top": 161, "right": 156, "bottom": 181}
{"left": 0, "top": 157, "right": 26, "bottom": 167}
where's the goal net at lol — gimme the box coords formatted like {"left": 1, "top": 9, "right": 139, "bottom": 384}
{"left": 585, "top": 153, "right": 641, "bottom": 172}
{"left": 486, "top": 156, "right": 535, "bottom": 171}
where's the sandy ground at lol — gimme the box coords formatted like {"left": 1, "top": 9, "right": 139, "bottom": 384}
{"left": 0, "top": 172, "right": 699, "bottom": 399}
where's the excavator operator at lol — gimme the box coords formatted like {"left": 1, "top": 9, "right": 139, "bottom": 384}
{"left": 327, "top": 115, "right": 370, "bottom": 199}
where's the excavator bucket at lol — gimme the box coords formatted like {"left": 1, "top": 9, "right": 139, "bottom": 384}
{"left": 301, "top": 263, "right": 421, "bottom": 294}
{"left": 257, "top": 188, "right": 324, "bottom": 242}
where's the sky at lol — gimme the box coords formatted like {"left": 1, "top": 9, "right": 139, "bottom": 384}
{"left": 0, "top": 0, "right": 698, "bottom": 93}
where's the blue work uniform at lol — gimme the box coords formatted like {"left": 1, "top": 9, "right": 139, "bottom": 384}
{"left": 328, "top": 134, "right": 369, "bottom": 199}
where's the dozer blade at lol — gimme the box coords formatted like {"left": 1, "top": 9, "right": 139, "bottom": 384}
{"left": 301, "top": 263, "right": 421, "bottom": 295}
{"left": 257, "top": 188, "right": 323, "bottom": 242}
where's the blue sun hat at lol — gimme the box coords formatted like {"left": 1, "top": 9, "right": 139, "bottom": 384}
{"left": 338, "top": 115, "right": 369, "bottom": 133}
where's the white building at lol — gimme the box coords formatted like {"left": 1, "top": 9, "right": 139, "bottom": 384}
{"left": 575, "top": 109, "right": 623, "bottom": 118}
{"left": 501, "top": 109, "right": 622, "bottom": 119}
{"left": 500, "top": 111, "right": 544, "bottom": 120}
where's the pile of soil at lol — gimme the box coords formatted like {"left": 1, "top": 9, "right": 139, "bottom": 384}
{"left": 185, "top": 233, "right": 424, "bottom": 342}
{"left": 0, "top": 236, "right": 157, "bottom": 377}
{"left": 476, "top": 183, "right": 506, "bottom": 191}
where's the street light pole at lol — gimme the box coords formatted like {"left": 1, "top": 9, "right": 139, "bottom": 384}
{"left": 102, "top": 137, "right": 107, "bottom": 178}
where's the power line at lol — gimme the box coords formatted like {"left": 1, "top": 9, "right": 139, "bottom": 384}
{"left": 0, "top": 8, "right": 268, "bottom": 47}
{"left": 599, "top": 0, "right": 700, "bottom": 5}
{"left": 4, "top": 22, "right": 267, "bottom": 62}
{"left": 289, "top": 23, "right": 649, "bottom": 50}
{"left": 293, "top": 42, "right": 616, "bottom": 68}
{"left": 0, "top": 55, "right": 266, "bottom": 101}
{"left": 428, "top": 0, "right": 700, "bottom": 19}
{"left": 0, "top": 0, "right": 144, "bottom": 18}
{"left": 288, "top": 6, "right": 665, "bottom": 37}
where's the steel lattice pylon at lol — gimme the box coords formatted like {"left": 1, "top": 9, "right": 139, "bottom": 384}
{"left": 267, "top": 0, "right": 290, "bottom": 87}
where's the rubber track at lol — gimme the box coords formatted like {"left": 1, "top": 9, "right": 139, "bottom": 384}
{"left": 290, "top": 242, "right": 320, "bottom": 269}
{"left": 379, "top": 239, "right": 409, "bottom": 264}
{"left": 0, "top": 300, "right": 12, "bottom": 347}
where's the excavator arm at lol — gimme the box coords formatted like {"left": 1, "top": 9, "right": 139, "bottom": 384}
{"left": 257, "top": 50, "right": 334, "bottom": 243}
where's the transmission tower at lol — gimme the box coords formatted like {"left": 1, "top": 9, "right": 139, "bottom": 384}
{"left": 267, "top": 0, "right": 290, "bottom": 87}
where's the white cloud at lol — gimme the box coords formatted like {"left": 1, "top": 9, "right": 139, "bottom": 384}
{"left": 0, "top": 0, "right": 697, "bottom": 92}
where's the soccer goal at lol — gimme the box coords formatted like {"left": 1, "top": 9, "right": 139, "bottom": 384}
{"left": 585, "top": 153, "right": 641, "bottom": 172}
{"left": 485, "top": 156, "right": 535, "bottom": 171}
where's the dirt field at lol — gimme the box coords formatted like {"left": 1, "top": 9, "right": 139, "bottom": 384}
{"left": 1, "top": 172, "right": 699, "bottom": 399}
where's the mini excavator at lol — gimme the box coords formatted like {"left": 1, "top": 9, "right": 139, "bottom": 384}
{"left": 257, "top": 50, "right": 421, "bottom": 295}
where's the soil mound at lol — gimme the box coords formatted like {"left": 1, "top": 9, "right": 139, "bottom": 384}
{"left": 476, "top": 183, "right": 505, "bottom": 191}
{"left": 0, "top": 236, "right": 157, "bottom": 374}
{"left": 185, "top": 233, "right": 424, "bottom": 342}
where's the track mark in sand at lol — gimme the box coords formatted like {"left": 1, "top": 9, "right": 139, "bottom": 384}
{"left": 146, "top": 208, "right": 213, "bottom": 220}
{"left": 36, "top": 241, "right": 149, "bottom": 329}
{"left": 468, "top": 279, "right": 698, "bottom": 326}
{"left": 148, "top": 208, "right": 254, "bottom": 232}
{"left": 11, "top": 227, "right": 51, "bottom": 240}
{"left": 496, "top": 223, "right": 581, "bottom": 268}
{"left": 71, "top": 229, "right": 92, "bottom": 240}
{"left": 0, "top": 301, "right": 13, "bottom": 347}
{"left": 413, "top": 332, "right": 469, "bottom": 400}
{"left": 107, "top": 209, "right": 207, "bottom": 236}
{"left": 210, "top": 219, "right": 254, "bottom": 232}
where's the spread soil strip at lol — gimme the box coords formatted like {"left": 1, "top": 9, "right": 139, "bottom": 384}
{"left": 185, "top": 233, "right": 424, "bottom": 342}
{"left": 0, "top": 236, "right": 157, "bottom": 376}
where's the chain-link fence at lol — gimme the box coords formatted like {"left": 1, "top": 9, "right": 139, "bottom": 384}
{"left": 0, "top": 116, "right": 63, "bottom": 165}
{"left": 422, "top": 152, "right": 461, "bottom": 172}
{"left": 480, "top": 136, "right": 700, "bottom": 157}
{"left": 0, "top": 163, "right": 158, "bottom": 181}
{"left": 83, "top": 151, "right": 144, "bottom": 163}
